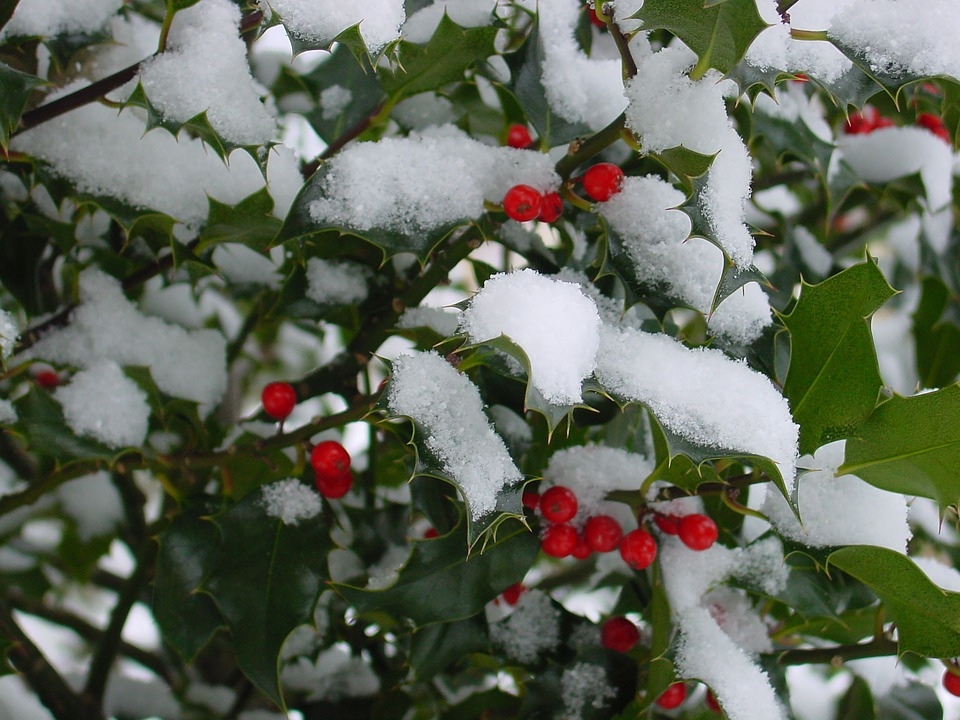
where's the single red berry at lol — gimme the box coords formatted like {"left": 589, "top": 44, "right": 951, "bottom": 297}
{"left": 541, "top": 523, "right": 578, "bottom": 558}
{"left": 917, "top": 112, "right": 950, "bottom": 142}
{"left": 872, "top": 115, "right": 894, "bottom": 130}
{"left": 506, "top": 123, "right": 533, "bottom": 149}
{"left": 584, "top": 515, "right": 623, "bottom": 553}
{"left": 656, "top": 682, "right": 687, "bottom": 710}
{"left": 539, "top": 485, "right": 578, "bottom": 524}
{"left": 944, "top": 668, "right": 960, "bottom": 697}
{"left": 537, "top": 191, "right": 563, "bottom": 223}
{"left": 678, "top": 513, "right": 718, "bottom": 551}
{"left": 261, "top": 381, "right": 297, "bottom": 420}
{"left": 600, "top": 616, "right": 640, "bottom": 653}
{"left": 571, "top": 531, "right": 593, "bottom": 560}
{"left": 653, "top": 514, "right": 680, "bottom": 535}
{"left": 35, "top": 370, "right": 60, "bottom": 388}
{"left": 522, "top": 491, "right": 541, "bottom": 510}
{"left": 423, "top": 527, "right": 439, "bottom": 539}
{"left": 706, "top": 689, "right": 721, "bottom": 713}
{"left": 314, "top": 468, "right": 353, "bottom": 499}
{"left": 501, "top": 582, "right": 526, "bottom": 606}
{"left": 792, "top": 72, "right": 809, "bottom": 83}
{"left": 587, "top": 5, "right": 606, "bottom": 27}
{"left": 582, "top": 162, "right": 624, "bottom": 202}
{"left": 503, "top": 184, "right": 543, "bottom": 222}
{"left": 619, "top": 528, "right": 657, "bottom": 570}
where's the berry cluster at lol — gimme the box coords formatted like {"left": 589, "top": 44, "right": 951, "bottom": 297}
{"left": 528, "top": 484, "right": 719, "bottom": 569}
{"left": 502, "top": 184, "right": 564, "bottom": 223}
{"left": 844, "top": 106, "right": 894, "bottom": 134}
{"left": 916, "top": 112, "right": 950, "bottom": 143}
{"left": 260, "top": 381, "right": 354, "bottom": 499}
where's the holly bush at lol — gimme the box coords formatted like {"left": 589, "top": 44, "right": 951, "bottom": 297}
{"left": 1, "top": 1, "right": 960, "bottom": 719}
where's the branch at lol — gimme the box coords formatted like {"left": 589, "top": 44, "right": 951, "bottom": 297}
{"left": 0, "top": 599, "right": 102, "bottom": 720}
{"left": 553, "top": 112, "right": 627, "bottom": 181}
{"left": 776, "top": 638, "right": 899, "bottom": 666}
{"left": 0, "top": 457, "right": 115, "bottom": 519}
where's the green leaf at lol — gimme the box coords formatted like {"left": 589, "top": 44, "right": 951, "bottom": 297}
{"left": 633, "top": 0, "right": 769, "bottom": 75}
{"left": 912, "top": 276, "right": 960, "bottom": 389}
{"left": 650, "top": 146, "right": 715, "bottom": 196}
{"left": 0, "top": 60, "right": 45, "bottom": 149}
{"left": 750, "top": 104, "right": 835, "bottom": 176}
{"left": 153, "top": 509, "right": 225, "bottom": 662}
{"left": 837, "top": 675, "right": 876, "bottom": 720}
{"left": 0, "top": 0, "right": 18, "bottom": 31}
{"left": 840, "top": 386, "right": 960, "bottom": 515}
{"left": 410, "top": 615, "right": 490, "bottom": 679}
{"left": 197, "top": 188, "right": 281, "bottom": 255}
{"left": 875, "top": 681, "right": 944, "bottom": 720}
{"left": 13, "top": 388, "right": 117, "bottom": 465}
{"left": 202, "top": 484, "right": 333, "bottom": 708}
{"left": 379, "top": 14, "right": 497, "bottom": 104}
{"left": 334, "top": 518, "right": 539, "bottom": 628}
{"left": 508, "top": 17, "right": 593, "bottom": 146}
{"left": 781, "top": 259, "right": 896, "bottom": 454}
{"left": 828, "top": 545, "right": 960, "bottom": 659}
{"left": 825, "top": 36, "right": 938, "bottom": 106}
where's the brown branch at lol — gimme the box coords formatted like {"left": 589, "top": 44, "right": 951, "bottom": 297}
{"left": 301, "top": 98, "right": 387, "bottom": 177}
{"left": 776, "top": 638, "right": 899, "bottom": 666}
{"left": 653, "top": 472, "right": 767, "bottom": 501}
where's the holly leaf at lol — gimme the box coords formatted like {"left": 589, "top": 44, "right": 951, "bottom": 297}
{"left": 0, "top": 60, "right": 45, "bottom": 149}
{"left": 750, "top": 105, "right": 835, "bottom": 176}
{"left": 202, "top": 484, "right": 332, "bottom": 708}
{"left": 828, "top": 545, "right": 960, "bottom": 659}
{"left": 379, "top": 14, "right": 497, "bottom": 104}
{"left": 912, "top": 275, "right": 960, "bottom": 390}
{"left": 836, "top": 675, "right": 876, "bottom": 720}
{"left": 633, "top": 0, "right": 769, "bottom": 75}
{"left": 825, "top": 36, "right": 939, "bottom": 107}
{"left": 781, "top": 259, "right": 896, "bottom": 454}
{"left": 650, "top": 146, "right": 715, "bottom": 196}
{"left": 153, "top": 509, "right": 225, "bottom": 662}
{"left": 13, "top": 388, "right": 117, "bottom": 466}
{"left": 410, "top": 615, "right": 490, "bottom": 679}
{"left": 197, "top": 188, "right": 281, "bottom": 254}
{"left": 876, "top": 681, "right": 944, "bottom": 720}
{"left": 334, "top": 516, "right": 538, "bottom": 628}
{"left": 839, "top": 386, "right": 960, "bottom": 515}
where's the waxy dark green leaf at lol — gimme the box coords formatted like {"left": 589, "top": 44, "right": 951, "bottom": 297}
{"left": 633, "top": 0, "right": 768, "bottom": 75}
{"left": 202, "top": 484, "right": 332, "bottom": 708}
{"left": 840, "top": 385, "right": 960, "bottom": 514}
{"left": 781, "top": 259, "right": 895, "bottom": 453}
{"left": 912, "top": 276, "right": 960, "bottom": 389}
{"left": 197, "top": 188, "right": 281, "bottom": 255}
{"left": 153, "top": 510, "right": 224, "bottom": 662}
{"left": 836, "top": 675, "right": 876, "bottom": 720}
{"left": 0, "top": 60, "right": 45, "bottom": 149}
{"left": 829, "top": 545, "right": 960, "bottom": 658}
{"left": 335, "top": 519, "right": 538, "bottom": 628}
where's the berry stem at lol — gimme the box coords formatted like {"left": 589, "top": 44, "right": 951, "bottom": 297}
{"left": 777, "top": 637, "right": 898, "bottom": 666}
{"left": 554, "top": 112, "right": 627, "bottom": 181}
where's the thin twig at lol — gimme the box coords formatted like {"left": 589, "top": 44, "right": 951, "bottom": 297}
{"left": 777, "top": 638, "right": 898, "bottom": 665}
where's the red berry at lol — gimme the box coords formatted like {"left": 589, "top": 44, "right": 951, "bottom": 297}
{"left": 571, "top": 531, "right": 593, "bottom": 559}
{"left": 541, "top": 523, "right": 578, "bottom": 558}
{"left": 587, "top": 5, "right": 606, "bottom": 27}
{"left": 656, "top": 682, "right": 687, "bottom": 710}
{"left": 539, "top": 485, "right": 578, "bottom": 524}
{"left": 35, "top": 370, "right": 60, "bottom": 388}
{"left": 582, "top": 163, "right": 624, "bottom": 202}
{"left": 619, "top": 528, "right": 657, "bottom": 570}
{"left": 944, "top": 668, "right": 960, "bottom": 697}
{"left": 653, "top": 514, "right": 680, "bottom": 535}
{"left": 600, "top": 616, "right": 640, "bottom": 653}
{"left": 506, "top": 123, "right": 533, "bottom": 149}
{"left": 314, "top": 468, "right": 353, "bottom": 499}
{"left": 261, "top": 381, "right": 297, "bottom": 420}
{"left": 310, "top": 441, "right": 352, "bottom": 498}
{"left": 584, "top": 515, "right": 623, "bottom": 553}
{"left": 423, "top": 527, "right": 439, "bottom": 539}
{"left": 917, "top": 112, "right": 950, "bottom": 142}
{"left": 501, "top": 582, "right": 526, "bottom": 606}
{"left": 706, "top": 689, "right": 721, "bottom": 713}
{"left": 792, "top": 72, "right": 809, "bottom": 83}
{"left": 537, "top": 191, "right": 563, "bottom": 223}
{"left": 503, "top": 184, "right": 542, "bottom": 222}
{"left": 522, "top": 491, "right": 541, "bottom": 510}
{"left": 678, "top": 514, "right": 718, "bottom": 551}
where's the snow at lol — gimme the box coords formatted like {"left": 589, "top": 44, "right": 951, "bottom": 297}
{"left": 386, "top": 351, "right": 523, "bottom": 519}
{"left": 212, "top": 244, "right": 282, "bottom": 287}
{"left": 138, "top": 0, "right": 276, "bottom": 146}
{"left": 261, "top": 479, "right": 322, "bottom": 526}
{"left": 261, "top": 0, "right": 405, "bottom": 54}
{"left": 0, "top": 400, "right": 16, "bottom": 424}
{"left": 10, "top": 93, "right": 294, "bottom": 234}
{"left": 1, "top": 0, "right": 122, "bottom": 39}
{"left": 530, "top": 0, "right": 628, "bottom": 131}
{"left": 402, "top": 0, "right": 496, "bottom": 44}
{"left": 305, "top": 257, "right": 371, "bottom": 306}
{"left": 838, "top": 126, "right": 955, "bottom": 212}
{"left": 54, "top": 361, "right": 150, "bottom": 449}
{"left": 396, "top": 306, "right": 461, "bottom": 336}
{"left": 560, "top": 662, "right": 617, "bottom": 719}
{"left": 625, "top": 46, "right": 755, "bottom": 266}
{"left": 0, "top": 310, "right": 18, "bottom": 359}
{"left": 282, "top": 644, "right": 380, "bottom": 701}
{"left": 595, "top": 325, "right": 799, "bottom": 491}
{"left": 459, "top": 269, "right": 601, "bottom": 405}
{"left": 24, "top": 269, "right": 228, "bottom": 413}
{"left": 830, "top": 0, "right": 960, "bottom": 80}
{"left": 308, "top": 125, "right": 559, "bottom": 236}
{"left": 489, "top": 589, "right": 560, "bottom": 663}
{"left": 598, "top": 175, "right": 771, "bottom": 344}
{"left": 58, "top": 471, "right": 124, "bottom": 541}
{"left": 762, "top": 441, "right": 911, "bottom": 552}
{"left": 319, "top": 85, "right": 353, "bottom": 121}
{"left": 912, "top": 556, "right": 960, "bottom": 592}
